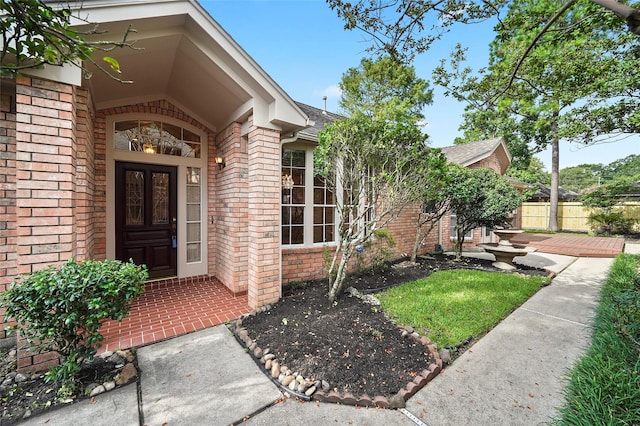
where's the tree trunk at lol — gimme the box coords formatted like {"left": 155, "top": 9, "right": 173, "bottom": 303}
{"left": 548, "top": 116, "right": 560, "bottom": 231}
{"left": 410, "top": 220, "right": 423, "bottom": 262}
{"left": 328, "top": 246, "right": 354, "bottom": 301}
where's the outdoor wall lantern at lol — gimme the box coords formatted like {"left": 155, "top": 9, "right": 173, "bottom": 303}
{"left": 215, "top": 156, "right": 226, "bottom": 170}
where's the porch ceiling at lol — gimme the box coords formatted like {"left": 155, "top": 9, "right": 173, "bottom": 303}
{"left": 73, "top": 1, "right": 307, "bottom": 133}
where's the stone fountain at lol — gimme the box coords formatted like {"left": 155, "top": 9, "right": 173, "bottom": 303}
{"left": 477, "top": 229, "right": 536, "bottom": 270}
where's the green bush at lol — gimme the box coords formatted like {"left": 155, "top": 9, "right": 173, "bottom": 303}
{"left": 553, "top": 254, "right": 640, "bottom": 424}
{"left": 588, "top": 210, "right": 636, "bottom": 235}
{"left": 0, "top": 259, "right": 147, "bottom": 386}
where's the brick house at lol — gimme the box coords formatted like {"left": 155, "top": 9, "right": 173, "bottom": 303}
{"left": 1, "top": 0, "right": 517, "bottom": 367}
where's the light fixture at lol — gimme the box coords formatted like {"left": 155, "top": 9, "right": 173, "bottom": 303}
{"left": 143, "top": 143, "right": 156, "bottom": 154}
{"left": 282, "top": 174, "right": 294, "bottom": 190}
{"left": 215, "top": 156, "right": 226, "bottom": 170}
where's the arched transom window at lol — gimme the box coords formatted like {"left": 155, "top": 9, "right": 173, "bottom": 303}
{"left": 115, "top": 120, "right": 201, "bottom": 158}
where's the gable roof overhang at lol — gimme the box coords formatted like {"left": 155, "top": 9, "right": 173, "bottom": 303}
{"left": 441, "top": 137, "right": 512, "bottom": 174}
{"left": 38, "top": 0, "right": 309, "bottom": 134}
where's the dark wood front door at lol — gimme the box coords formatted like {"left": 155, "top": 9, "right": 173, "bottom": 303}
{"left": 115, "top": 162, "right": 177, "bottom": 279}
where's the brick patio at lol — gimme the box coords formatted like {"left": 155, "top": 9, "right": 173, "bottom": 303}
{"left": 98, "top": 278, "right": 251, "bottom": 354}
{"left": 511, "top": 233, "right": 625, "bottom": 258}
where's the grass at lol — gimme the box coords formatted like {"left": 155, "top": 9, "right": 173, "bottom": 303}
{"left": 552, "top": 253, "right": 640, "bottom": 425}
{"left": 377, "top": 269, "right": 550, "bottom": 348}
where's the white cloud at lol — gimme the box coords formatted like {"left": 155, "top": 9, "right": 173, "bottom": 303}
{"left": 316, "top": 84, "right": 341, "bottom": 99}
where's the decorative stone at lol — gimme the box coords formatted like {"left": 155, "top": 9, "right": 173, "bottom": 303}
{"left": 288, "top": 380, "right": 298, "bottom": 390}
{"left": 304, "top": 385, "right": 316, "bottom": 396}
{"left": 341, "top": 392, "right": 357, "bottom": 405}
{"left": 14, "top": 373, "right": 27, "bottom": 383}
{"left": 103, "top": 381, "right": 116, "bottom": 391}
{"left": 89, "top": 385, "right": 106, "bottom": 397}
{"left": 264, "top": 353, "right": 276, "bottom": 361}
{"left": 115, "top": 363, "right": 137, "bottom": 386}
{"left": 100, "top": 351, "right": 113, "bottom": 359}
{"left": 270, "top": 362, "right": 280, "bottom": 378}
{"left": 1, "top": 378, "right": 12, "bottom": 387}
{"left": 281, "top": 375, "right": 295, "bottom": 386}
{"left": 249, "top": 342, "right": 257, "bottom": 351}
{"left": 388, "top": 394, "right": 406, "bottom": 409}
{"left": 439, "top": 348, "right": 451, "bottom": 364}
{"left": 296, "top": 382, "right": 306, "bottom": 393}
{"left": 253, "top": 347, "right": 263, "bottom": 358}
{"left": 321, "top": 380, "right": 330, "bottom": 391}
{"left": 107, "top": 353, "right": 125, "bottom": 365}
{"left": 265, "top": 359, "right": 272, "bottom": 370}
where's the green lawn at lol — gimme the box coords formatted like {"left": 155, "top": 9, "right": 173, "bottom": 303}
{"left": 378, "top": 270, "right": 550, "bottom": 348}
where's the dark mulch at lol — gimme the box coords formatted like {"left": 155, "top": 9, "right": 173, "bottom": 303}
{"left": 241, "top": 254, "right": 549, "bottom": 399}
{"left": 0, "top": 348, "right": 133, "bottom": 424}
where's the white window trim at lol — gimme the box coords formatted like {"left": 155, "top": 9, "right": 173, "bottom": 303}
{"left": 105, "top": 113, "right": 208, "bottom": 278}
{"left": 281, "top": 142, "right": 338, "bottom": 249}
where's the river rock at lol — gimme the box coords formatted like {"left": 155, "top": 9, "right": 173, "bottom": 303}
{"left": 89, "top": 385, "right": 106, "bottom": 397}
{"left": 304, "top": 385, "right": 317, "bottom": 396}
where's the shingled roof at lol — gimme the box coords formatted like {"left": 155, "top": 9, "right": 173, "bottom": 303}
{"left": 440, "top": 137, "right": 511, "bottom": 167}
{"left": 295, "top": 102, "right": 343, "bottom": 140}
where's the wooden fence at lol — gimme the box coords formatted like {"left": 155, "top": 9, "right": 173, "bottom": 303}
{"left": 521, "top": 201, "right": 640, "bottom": 232}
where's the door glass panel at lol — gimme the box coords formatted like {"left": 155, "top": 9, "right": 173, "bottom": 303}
{"left": 186, "top": 167, "right": 202, "bottom": 263}
{"left": 125, "top": 171, "right": 144, "bottom": 225}
{"left": 152, "top": 172, "right": 170, "bottom": 224}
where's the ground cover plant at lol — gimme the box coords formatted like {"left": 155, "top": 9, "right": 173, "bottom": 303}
{"left": 241, "top": 254, "right": 549, "bottom": 399}
{"left": 553, "top": 253, "right": 640, "bottom": 424}
{"left": 378, "top": 269, "right": 550, "bottom": 348}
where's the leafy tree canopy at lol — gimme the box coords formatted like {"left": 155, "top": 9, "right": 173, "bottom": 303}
{"left": 1, "top": 0, "right": 136, "bottom": 81}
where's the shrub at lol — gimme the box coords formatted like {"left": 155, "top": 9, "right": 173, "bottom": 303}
{"left": 0, "top": 259, "right": 147, "bottom": 386}
{"left": 588, "top": 210, "right": 636, "bottom": 235}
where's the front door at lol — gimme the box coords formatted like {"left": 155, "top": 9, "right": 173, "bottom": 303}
{"left": 115, "top": 162, "right": 177, "bottom": 279}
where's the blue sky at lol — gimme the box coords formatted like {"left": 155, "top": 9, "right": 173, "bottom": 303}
{"left": 203, "top": 0, "right": 637, "bottom": 172}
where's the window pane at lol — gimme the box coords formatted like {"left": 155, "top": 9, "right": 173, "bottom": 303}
{"left": 187, "top": 223, "right": 200, "bottom": 241}
{"left": 152, "top": 172, "right": 169, "bottom": 225}
{"left": 290, "top": 226, "right": 304, "bottom": 244}
{"left": 291, "top": 206, "right": 304, "bottom": 225}
{"left": 187, "top": 204, "right": 200, "bottom": 221}
{"left": 125, "top": 171, "right": 144, "bottom": 225}
{"left": 314, "top": 188, "right": 324, "bottom": 204}
{"left": 187, "top": 242, "right": 201, "bottom": 263}
{"left": 187, "top": 186, "right": 200, "bottom": 203}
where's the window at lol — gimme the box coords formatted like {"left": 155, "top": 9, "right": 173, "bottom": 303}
{"left": 450, "top": 214, "right": 473, "bottom": 240}
{"left": 281, "top": 147, "right": 336, "bottom": 246}
{"left": 186, "top": 168, "right": 201, "bottom": 263}
{"left": 282, "top": 149, "right": 305, "bottom": 245}
{"left": 114, "top": 120, "right": 201, "bottom": 158}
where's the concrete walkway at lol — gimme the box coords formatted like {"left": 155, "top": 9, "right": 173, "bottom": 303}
{"left": 21, "top": 249, "right": 620, "bottom": 426}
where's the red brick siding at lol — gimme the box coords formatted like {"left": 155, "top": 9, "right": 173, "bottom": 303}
{"left": 14, "top": 76, "right": 77, "bottom": 275}
{"left": 0, "top": 81, "right": 17, "bottom": 299}
{"left": 212, "top": 122, "right": 249, "bottom": 295}
{"left": 246, "top": 122, "right": 281, "bottom": 308}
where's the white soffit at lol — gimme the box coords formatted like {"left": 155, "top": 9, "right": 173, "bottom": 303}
{"left": 58, "top": 0, "right": 307, "bottom": 132}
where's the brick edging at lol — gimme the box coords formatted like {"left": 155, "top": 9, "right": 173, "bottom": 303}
{"left": 231, "top": 318, "right": 442, "bottom": 409}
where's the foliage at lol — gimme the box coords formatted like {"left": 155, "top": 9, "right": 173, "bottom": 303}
{"left": 1, "top": 0, "right": 136, "bottom": 81}
{"left": 506, "top": 157, "right": 549, "bottom": 186}
{"left": 0, "top": 259, "right": 147, "bottom": 386}
{"left": 580, "top": 174, "right": 640, "bottom": 234}
{"left": 316, "top": 56, "right": 436, "bottom": 301}
{"left": 559, "top": 163, "right": 604, "bottom": 193}
{"left": 408, "top": 150, "right": 450, "bottom": 262}
{"left": 378, "top": 269, "right": 549, "bottom": 348}
{"left": 433, "top": 0, "right": 640, "bottom": 232}
{"left": 355, "top": 229, "right": 396, "bottom": 273}
{"left": 441, "top": 165, "right": 522, "bottom": 259}
{"left": 553, "top": 254, "right": 640, "bottom": 424}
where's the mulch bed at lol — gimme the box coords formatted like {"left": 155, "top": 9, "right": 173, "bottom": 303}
{"left": 238, "top": 254, "right": 549, "bottom": 403}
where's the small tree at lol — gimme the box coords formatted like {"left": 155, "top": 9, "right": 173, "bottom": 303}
{"left": 316, "top": 116, "right": 430, "bottom": 300}
{"left": 407, "top": 150, "right": 450, "bottom": 262}
{"left": 0, "top": 258, "right": 147, "bottom": 388}
{"left": 316, "top": 56, "right": 435, "bottom": 301}
{"left": 442, "top": 165, "right": 522, "bottom": 259}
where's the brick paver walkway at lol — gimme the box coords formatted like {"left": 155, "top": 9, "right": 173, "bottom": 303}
{"left": 511, "top": 233, "right": 624, "bottom": 257}
{"left": 98, "top": 278, "right": 250, "bottom": 353}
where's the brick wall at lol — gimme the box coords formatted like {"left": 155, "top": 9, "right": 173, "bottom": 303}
{"left": 246, "top": 122, "right": 281, "bottom": 308}
{"left": 212, "top": 122, "right": 249, "bottom": 295}
{"left": 15, "top": 75, "right": 78, "bottom": 275}
{"left": 0, "top": 80, "right": 17, "bottom": 340}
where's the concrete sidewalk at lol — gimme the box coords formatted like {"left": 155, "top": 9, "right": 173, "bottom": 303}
{"left": 21, "top": 250, "right": 617, "bottom": 426}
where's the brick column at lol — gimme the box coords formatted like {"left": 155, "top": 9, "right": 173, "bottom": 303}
{"left": 246, "top": 124, "right": 281, "bottom": 308}
{"left": 14, "top": 76, "right": 77, "bottom": 275}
